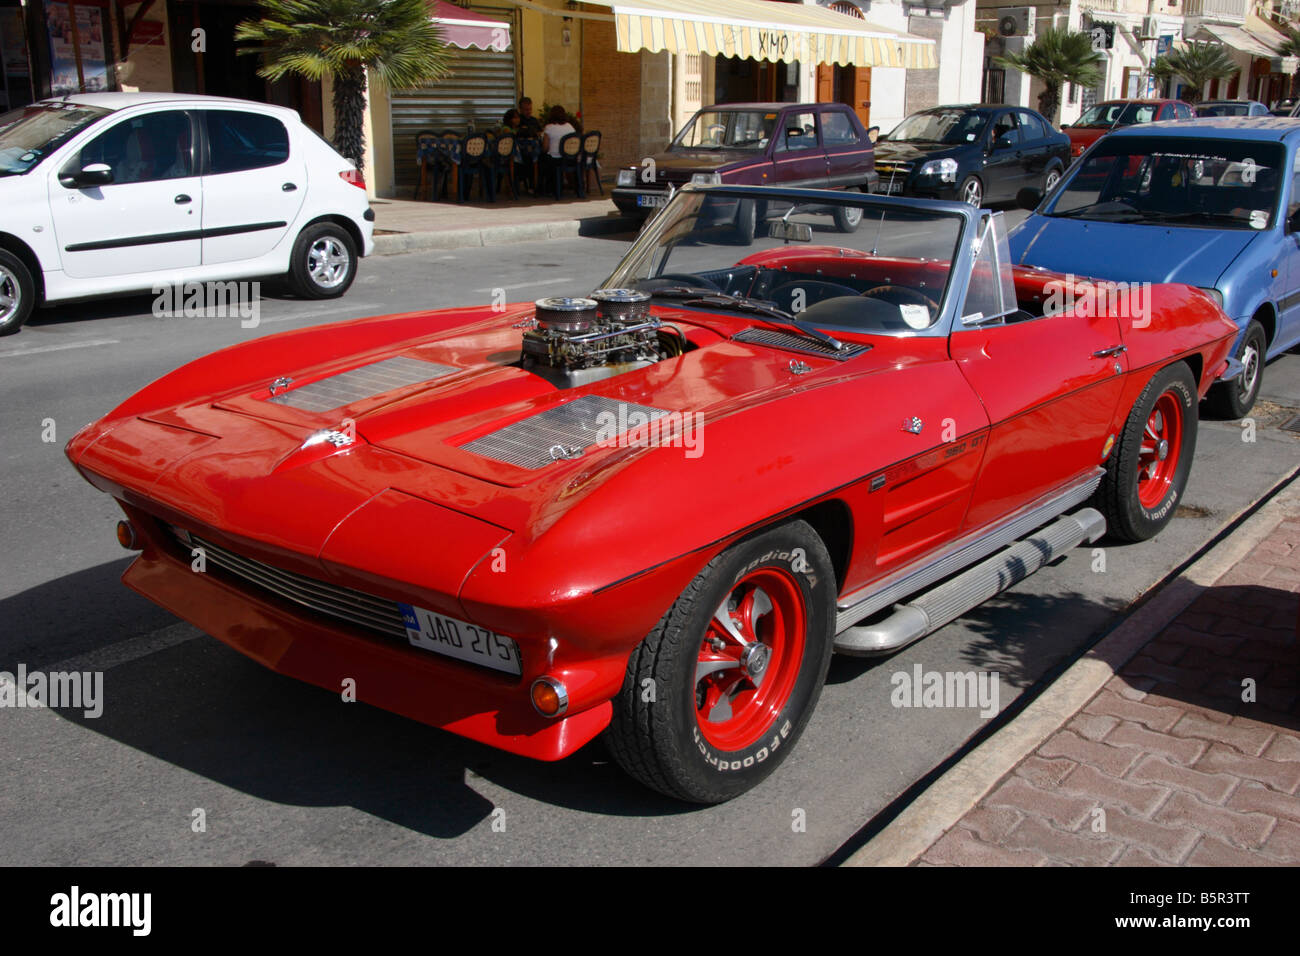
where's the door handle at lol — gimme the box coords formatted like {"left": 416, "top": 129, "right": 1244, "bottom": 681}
{"left": 174, "top": 194, "right": 192, "bottom": 204}
{"left": 1093, "top": 344, "right": 1127, "bottom": 358}
{"left": 282, "top": 182, "right": 298, "bottom": 192}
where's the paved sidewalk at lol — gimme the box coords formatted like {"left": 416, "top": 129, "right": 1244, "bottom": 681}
{"left": 370, "top": 195, "right": 633, "bottom": 255}
{"left": 850, "top": 481, "right": 1300, "bottom": 867}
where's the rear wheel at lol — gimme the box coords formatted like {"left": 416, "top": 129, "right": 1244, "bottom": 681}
{"left": 1044, "top": 165, "right": 1063, "bottom": 194}
{"left": 1203, "top": 320, "right": 1265, "bottom": 419}
{"left": 288, "top": 222, "right": 358, "bottom": 299}
{"left": 0, "top": 249, "right": 35, "bottom": 336}
{"left": 1095, "top": 363, "right": 1198, "bottom": 542}
{"left": 833, "top": 201, "right": 864, "bottom": 233}
{"left": 734, "top": 198, "right": 758, "bottom": 245}
{"left": 605, "top": 521, "right": 835, "bottom": 803}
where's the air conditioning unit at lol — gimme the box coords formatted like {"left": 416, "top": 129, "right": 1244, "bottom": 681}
{"left": 1141, "top": 16, "right": 1158, "bottom": 40}
{"left": 997, "top": 7, "right": 1036, "bottom": 40}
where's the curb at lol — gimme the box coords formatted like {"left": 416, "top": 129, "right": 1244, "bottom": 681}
{"left": 373, "top": 214, "right": 637, "bottom": 255}
{"left": 843, "top": 474, "right": 1300, "bottom": 867}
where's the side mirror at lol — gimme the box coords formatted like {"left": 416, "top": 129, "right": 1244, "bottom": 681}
{"left": 993, "top": 135, "right": 1015, "bottom": 152}
{"left": 867, "top": 125, "right": 880, "bottom": 144}
{"left": 60, "top": 163, "right": 113, "bottom": 188}
{"left": 1060, "top": 123, "right": 1071, "bottom": 129}
{"left": 1016, "top": 187, "right": 1043, "bottom": 211}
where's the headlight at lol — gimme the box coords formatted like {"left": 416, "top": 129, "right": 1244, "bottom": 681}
{"left": 690, "top": 172, "right": 722, "bottom": 186}
{"left": 1199, "top": 287, "right": 1224, "bottom": 309}
{"left": 918, "top": 158, "right": 958, "bottom": 182}
{"left": 617, "top": 169, "right": 635, "bottom": 187}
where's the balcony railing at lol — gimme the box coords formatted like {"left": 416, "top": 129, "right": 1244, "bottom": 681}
{"left": 1183, "top": 0, "right": 1249, "bottom": 21}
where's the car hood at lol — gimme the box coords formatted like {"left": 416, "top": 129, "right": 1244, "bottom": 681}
{"left": 874, "top": 140, "right": 961, "bottom": 164}
{"left": 640, "top": 149, "right": 758, "bottom": 178}
{"left": 1009, "top": 215, "right": 1257, "bottom": 286}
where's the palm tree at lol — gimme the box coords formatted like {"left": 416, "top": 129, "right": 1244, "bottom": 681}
{"left": 1276, "top": 24, "right": 1300, "bottom": 97}
{"left": 235, "top": 0, "right": 453, "bottom": 172}
{"left": 994, "top": 28, "right": 1104, "bottom": 125}
{"left": 1150, "top": 41, "right": 1237, "bottom": 103}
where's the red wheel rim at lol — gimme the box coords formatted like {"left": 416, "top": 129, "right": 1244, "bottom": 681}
{"left": 1136, "top": 390, "right": 1183, "bottom": 509}
{"left": 695, "top": 567, "right": 806, "bottom": 751}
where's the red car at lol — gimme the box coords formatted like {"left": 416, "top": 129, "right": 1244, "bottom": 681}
{"left": 67, "top": 186, "right": 1238, "bottom": 803}
{"left": 1064, "top": 99, "right": 1194, "bottom": 157}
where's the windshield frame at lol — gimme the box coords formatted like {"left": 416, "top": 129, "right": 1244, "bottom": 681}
{"left": 886, "top": 108, "right": 990, "bottom": 146}
{"left": 0, "top": 102, "right": 113, "bottom": 177}
{"left": 601, "top": 184, "right": 979, "bottom": 339}
{"left": 669, "top": 108, "right": 779, "bottom": 152}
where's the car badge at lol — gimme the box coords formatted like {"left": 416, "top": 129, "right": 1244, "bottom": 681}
{"left": 903, "top": 416, "right": 923, "bottom": 435}
{"left": 789, "top": 360, "right": 811, "bottom": 375}
{"left": 269, "top": 376, "right": 293, "bottom": 396}
{"left": 303, "top": 429, "right": 354, "bottom": 449}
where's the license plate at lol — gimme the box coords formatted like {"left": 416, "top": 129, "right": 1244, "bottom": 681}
{"left": 398, "top": 603, "right": 522, "bottom": 676}
{"left": 637, "top": 193, "right": 668, "bottom": 208}
{"left": 881, "top": 180, "right": 904, "bottom": 194}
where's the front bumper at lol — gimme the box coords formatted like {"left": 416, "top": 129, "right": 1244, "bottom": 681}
{"left": 612, "top": 185, "right": 674, "bottom": 216}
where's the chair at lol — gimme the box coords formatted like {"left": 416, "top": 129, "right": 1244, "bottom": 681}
{"left": 516, "top": 136, "right": 542, "bottom": 195}
{"left": 553, "top": 132, "right": 585, "bottom": 200}
{"left": 580, "top": 130, "right": 603, "bottom": 195}
{"left": 414, "top": 130, "right": 437, "bottom": 201}
{"left": 491, "top": 132, "right": 519, "bottom": 200}
{"left": 459, "top": 133, "right": 493, "bottom": 202}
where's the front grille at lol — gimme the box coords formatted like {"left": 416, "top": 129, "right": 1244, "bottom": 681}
{"left": 266, "top": 356, "right": 458, "bottom": 412}
{"left": 875, "top": 162, "right": 914, "bottom": 177}
{"left": 174, "top": 528, "right": 407, "bottom": 640}
{"left": 733, "top": 327, "right": 870, "bottom": 360}
{"left": 462, "top": 394, "right": 671, "bottom": 469}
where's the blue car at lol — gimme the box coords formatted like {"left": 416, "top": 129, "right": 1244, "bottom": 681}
{"left": 1009, "top": 117, "right": 1300, "bottom": 417}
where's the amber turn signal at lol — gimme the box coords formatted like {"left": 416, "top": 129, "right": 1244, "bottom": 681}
{"left": 530, "top": 677, "right": 569, "bottom": 718}
{"left": 116, "top": 520, "right": 140, "bottom": 550}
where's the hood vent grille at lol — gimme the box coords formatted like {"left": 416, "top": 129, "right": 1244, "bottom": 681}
{"left": 463, "top": 394, "right": 671, "bottom": 470}
{"left": 267, "top": 356, "right": 457, "bottom": 412}
{"left": 733, "top": 327, "right": 869, "bottom": 360}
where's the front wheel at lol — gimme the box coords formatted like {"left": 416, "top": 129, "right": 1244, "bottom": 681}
{"left": 1202, "top": 320, "right": 1265, "bottom": 419}
{"left": 734, "top": 198, "right": 758, "bottom": 245}
{"left": 960, "top": 175, "right": 983, "bottom": 207}
{"left": 0, "top": 249, "right": 36, "bottom": 336}
{"left": 833, "top": 201, "right": 864, "bottom": 233}
{"left": 1044, "top": 165, "right": 1063, "bottom": 194}
{"left": 1095, "top": 363, "right": 1198, "bottom": 542}
{"left": 288, "top": 222, "right": 358, "bottom": 299}
{"left": 605, "top": 521, "right": 835, "bottom": 803}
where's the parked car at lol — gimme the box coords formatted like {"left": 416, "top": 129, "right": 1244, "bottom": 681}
{"left": 1010, "top": 117, "right": 1300, "bottom": 418}
{"left": 1195, "top": 99, "right": 1270, "bottom": 117}
{"left": 0, "top": 92, "right": 374, "bottom": 335}
{"left": 873, "top": 104, "right": 1070, "bottom": 206}
{"left": 1062, "top": 99, "right": 1193, "bottom": 158}
{"left": 68, "top": 184, "right": 1239, "bottom": 803}
{"left": 612, "top": 102, "right": 877, "bottom": 227}
{"left": 1269, "top": 97, "right": 1298, "bottom": 116}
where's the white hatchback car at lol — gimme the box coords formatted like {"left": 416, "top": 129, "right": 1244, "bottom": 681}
{"left": 0, "top": 92, "right": 375, "bottom": 335}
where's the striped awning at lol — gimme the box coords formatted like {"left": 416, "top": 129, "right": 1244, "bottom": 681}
{"left": 580, "top": 0, "right": 936, "bottom": 70}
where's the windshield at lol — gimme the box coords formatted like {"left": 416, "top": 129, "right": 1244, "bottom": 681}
{"left": 603, "top": 188, "right": 967, "bottom": 336}
{"left": 1047, "top": 137, "right": 1284, "bottom": 230}
{"left": 672, "top": 110, "right": 778, "bottom": 151}
{"left": 1075, "top": 102, "right": 1159, "bottom": 128}
{"left": 1197, "top": 103, "right": 1249, "bottom": 116}
{"left": 888, "top": 110, "right": 987, "bottom": 145}
{"left": 0, "top": 103, "right": 110, "bottom": 175}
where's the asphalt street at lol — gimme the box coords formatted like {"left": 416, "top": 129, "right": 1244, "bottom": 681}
{"left": 1, "top": 219, "right": 1297, "bottom": 865}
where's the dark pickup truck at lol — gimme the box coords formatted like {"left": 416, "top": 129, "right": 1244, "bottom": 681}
{"left": 613, "top": 102, "right": 879, "bottom": 221}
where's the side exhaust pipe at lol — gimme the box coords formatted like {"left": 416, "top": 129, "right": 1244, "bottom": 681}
{"left": 834, "top": 508, "right": 1106, "bottom": 657}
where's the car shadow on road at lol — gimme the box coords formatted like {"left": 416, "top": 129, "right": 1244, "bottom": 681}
{"left": 26, "top": 282, "right": 324, "bottom": 331}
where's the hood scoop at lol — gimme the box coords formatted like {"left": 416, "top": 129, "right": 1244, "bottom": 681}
{"left": 733, "top": 327, "right": 870, "bottom": 360}
{"left": 462, "top": 394, "right": 671, "bottom": 470}
{"left": 266, "top": 356, "right": 458, "bottom": 412}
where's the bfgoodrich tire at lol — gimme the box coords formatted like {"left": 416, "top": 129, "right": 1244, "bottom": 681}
{"left": 1095, "top": 363, "right": 1198, "bottom": 542}
{"left": 288, "top": 222, "right": 358, "bottom": 299}
{"left": 605, "top": 520, "right": 835, "bottom": 803}
{"left": 0, "top": 248, "right": 36, "bottom": 336}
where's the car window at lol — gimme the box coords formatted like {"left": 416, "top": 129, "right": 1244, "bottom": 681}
{"left": 991, "top": 112, "right": 1019, "bottom": 146}
{"left": 889, "top": 109, "right": 987, "bottom": 145}
{"left": 1174, "top": 104, "right": 1192, "bottom": 120}
{"left": 77, "top": 110, "right": 193, "bottom": 185}
{"left": 0, "top": 103, "right": 110, "bottom": 176}
{"left": 820, "top": 110, "right": 856, "bottom": 146}
{"left": 776, "top": 112, "right": 819, "bottom": 152}
{"left": 672, "top": 110, "right": 777, "bottom": 150}
{"left": 1017, "top": 111, "right": 1046, "bottom": 142}
{"left": 205, "top": 111, "right": 289, "bottom": 174}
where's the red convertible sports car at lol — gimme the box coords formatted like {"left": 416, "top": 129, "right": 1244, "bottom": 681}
{"left": 67, "top": 186, "right": 1240, "bottom": 803}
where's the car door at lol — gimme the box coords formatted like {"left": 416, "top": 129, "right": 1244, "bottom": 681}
{"left": 199, "top": 109, "right": 306, "bottom": 265}
{"left": 982, "top": 110, "right": 1023, "bottom": 202}
{"left": 770, "top": 110, "right": 828, "bottom": 188}
{"left": 949, "top": 215, "right": 1131, "bottom": 527}
{"left": 819, "top": 107, "right": 870, "bottom": 188}
{"left": 47, "top": 109, "right": 202, "bottom": 280}
{"left": 1016, "top": 110, "right": 1051, "bottom": 187}
{"left": 1280, "top": 145, "right": 1300, "bottom": 349}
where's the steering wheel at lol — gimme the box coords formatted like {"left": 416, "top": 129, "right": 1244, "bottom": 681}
{"left": 860, "top": 285, "right": 941, "bottom": 314}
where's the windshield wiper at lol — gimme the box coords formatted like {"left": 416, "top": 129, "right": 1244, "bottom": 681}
{"left": 1050, "top": 201, "right": 1140, "bottom": 220}
{"left": 670, "top": 291, "right": 846, "bottom": 351}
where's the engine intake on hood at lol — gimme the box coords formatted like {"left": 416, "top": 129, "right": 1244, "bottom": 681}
{"left": 521, "top": 290, "right": 684, "bottom": 387}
